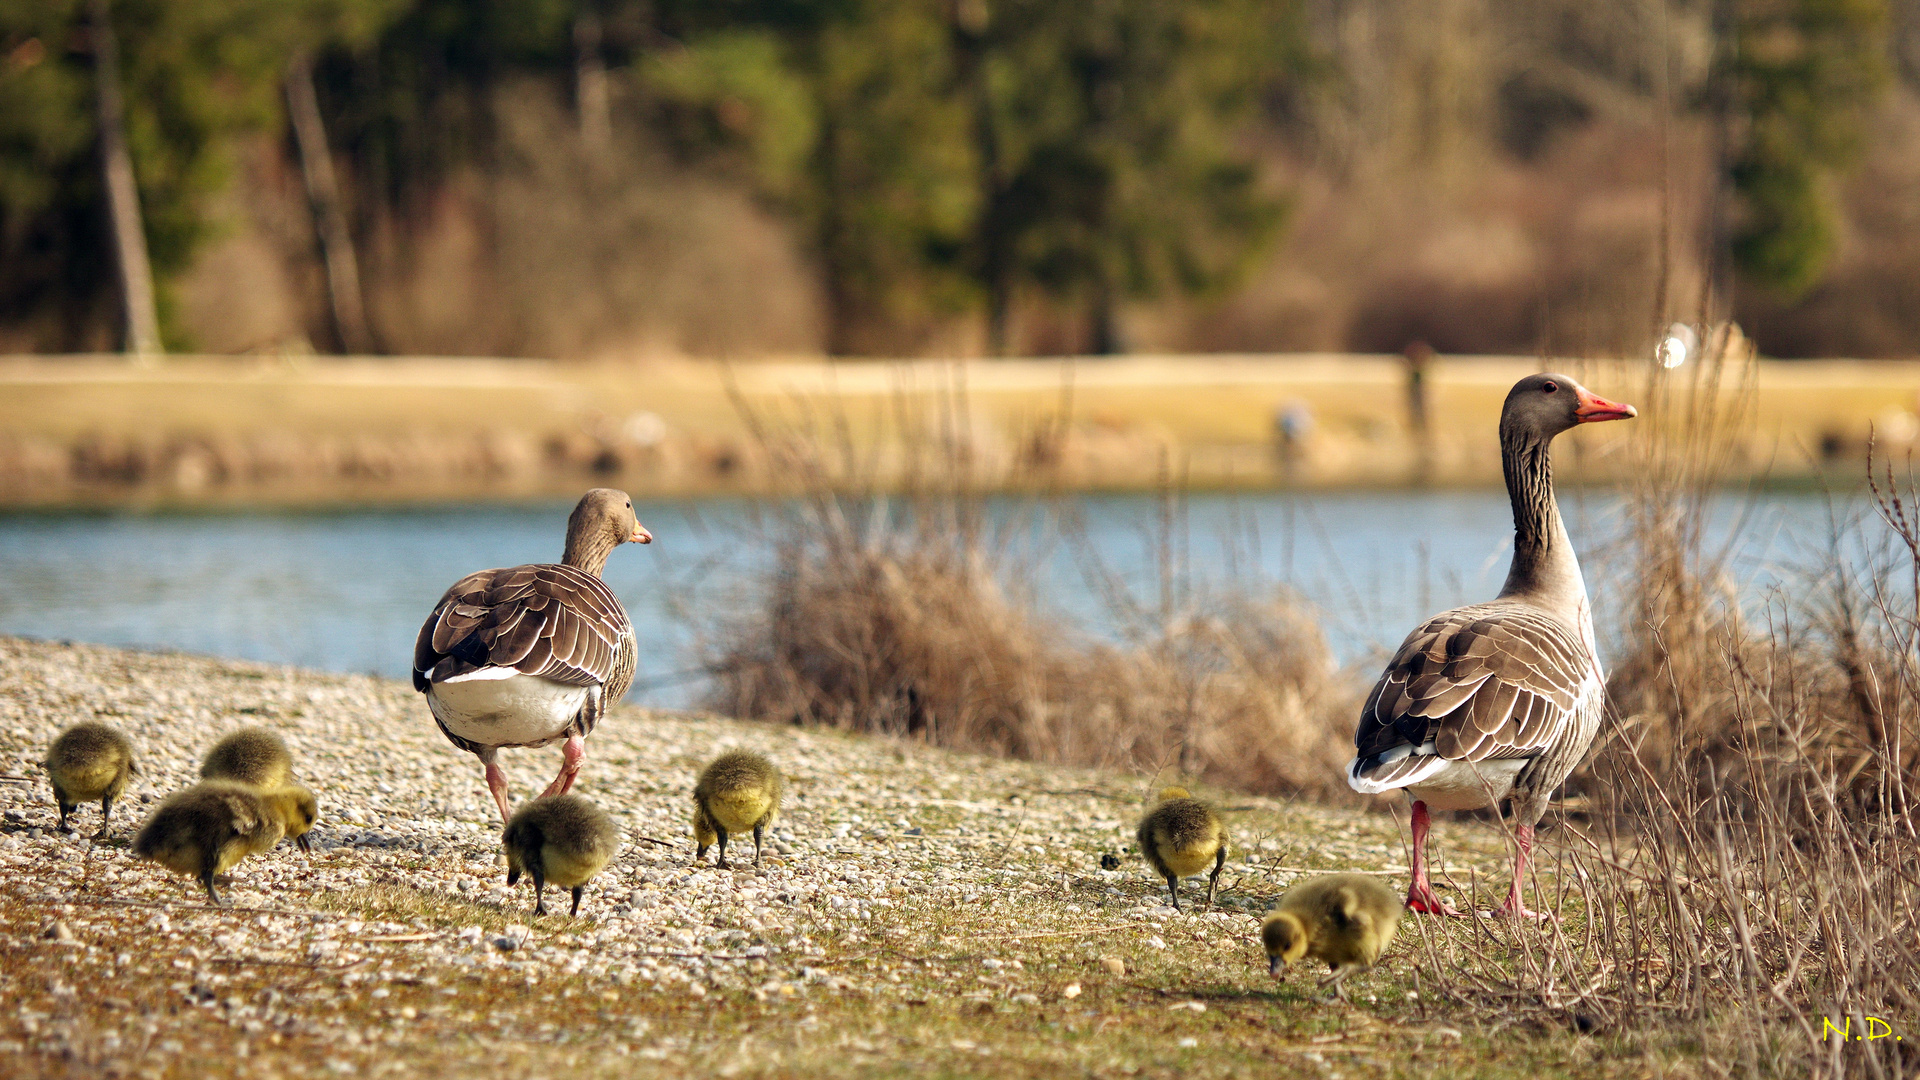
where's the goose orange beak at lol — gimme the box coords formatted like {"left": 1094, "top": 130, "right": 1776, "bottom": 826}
{"left": 1574, "top": 389, "right": 1637, "bottom": 423}
{"left": 629, "top": 524, "right": 653, "bottom": 544}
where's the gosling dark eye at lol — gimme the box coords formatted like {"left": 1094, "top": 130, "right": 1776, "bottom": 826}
{"left": 1542, "top": 381, "right": 1558, "bottom": 394}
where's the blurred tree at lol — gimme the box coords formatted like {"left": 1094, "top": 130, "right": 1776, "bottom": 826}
{"left": 0, "top": 0, "right": 404, "bottom": 352}
{"left": 1722, "top": 0, "right": 1889, "bottom": 299}
{"left": 645, "top": 0, "right": 975, "bottom": 353}
{"left": 649, "top": 0, "right": 1299, "bottom": 354}
{"left": 962, "top": 0, "right": 1298, "bottom": 353}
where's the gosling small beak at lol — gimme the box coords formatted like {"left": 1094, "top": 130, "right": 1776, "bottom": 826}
{"left": 1574, "top": 388, "right": 1638, "bottom": 423}
{"left": 629, "top": 524, "right": 652, "bottom": 544}
{"left": 1268, "top": 954, "right": 1283, "bottom": 977}
{"left": 295, "top": 833, "right": 312, "bottom": 855}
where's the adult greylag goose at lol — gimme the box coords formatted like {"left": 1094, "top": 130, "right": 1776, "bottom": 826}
{"left": 413, "top": 489, "right": 650, "bottom": 823}
{"left": 1347, "top": 373, "right": 1635, "bottom": 918}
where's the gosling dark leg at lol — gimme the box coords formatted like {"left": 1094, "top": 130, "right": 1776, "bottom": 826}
{"left": 532, "top": 867, "right": 548, "bottom": 917}
{"left": 200, "top": 851, "right": 224, "bottom": 906}
{"left": 752, "top": 822, "right": 765, "bottom": 867}
{"left": 1165, "top": 873, "right": 1182, "bottom": 912}
{"left": 570, "top": 885, "right": 584, "bottom": 917}
{"left": 715, "top": 826, "right": 732, "bottom": 870}
{"left": 99, "top": 794, "right": 114, "bottom": 835}
{"left": 56, "top": 798, "right": 73, "bottom": 833}
{"left": 1205, "top": 848, "right": 1225, "bottom": 911}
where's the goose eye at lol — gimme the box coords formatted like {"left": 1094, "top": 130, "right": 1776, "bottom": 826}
{"left": 1542, "top": 381, "right": 1558, "bottom": 393}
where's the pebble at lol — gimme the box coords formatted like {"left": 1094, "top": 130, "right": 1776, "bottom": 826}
{"left": 0, "top": 635, "right": 1433, "bottom": 1071}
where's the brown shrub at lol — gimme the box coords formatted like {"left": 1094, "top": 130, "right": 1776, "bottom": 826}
{"left": 697, "top": 382, "right": 1361, "bottom": 800}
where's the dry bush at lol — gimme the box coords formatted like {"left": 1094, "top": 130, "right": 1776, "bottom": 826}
{"left": 696, "top": 378, "right": 1360, "bottom": 800}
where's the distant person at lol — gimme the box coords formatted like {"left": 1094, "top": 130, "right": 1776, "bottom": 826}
{"left": 1273, "top": 398, "right": 1314, "bottom": 478}
{"left": 1402, "top": 340, "right": 1433, "bottom": 439}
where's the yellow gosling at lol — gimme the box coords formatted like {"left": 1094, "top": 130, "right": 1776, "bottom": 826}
{"left": 1135, "top": 787, "right": 1226, "bottom": 912}
{"left": 132, "top": 781, "right": 317, "bottom": 905}
{"left": 200, "top": 727, "right": 294, "bottom": 789}
{"left": 503, "top": 794, "right": 619, "bottom": 917}
{"left": 262, "top": 784, "right": 320, "bottom": 854}
{"left": 1261, "top": 872, "right": 1405, "bottom": 1000}
{"left": 44, "top": 722, "right": 137, "bottom": 836}
{"left": 693, "top": 750, "right": 783, "bottom": 870}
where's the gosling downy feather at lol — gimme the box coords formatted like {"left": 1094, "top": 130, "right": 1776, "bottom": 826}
{"left": 503, "top": 794, "right": 619, "bottom": 917}
{"left": 44, "top": 722, "right": 136, "bottom": 836}
{"left": 132, "top": 781, "right": 318, "bottom": 905}
{"left": 1261, "top": 872, "right": 1405, "bottom": 1000}
{"left": 693, "top": 750, "right": 783, "bottom": 870}
{"left": 200, "top": 726, "right": 295, "bottom": 789}
{"left": 1135, "top": 787, "right": 1226, "bottom": 912}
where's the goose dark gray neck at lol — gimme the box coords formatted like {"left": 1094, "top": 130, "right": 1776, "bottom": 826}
{"left": 1496, "top": 426, "right": 1586, "bottom": 615}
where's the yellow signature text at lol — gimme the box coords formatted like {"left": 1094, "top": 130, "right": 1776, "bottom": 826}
{"left": 1822, "top": 1016, "right": 1901, "bottom": 1042}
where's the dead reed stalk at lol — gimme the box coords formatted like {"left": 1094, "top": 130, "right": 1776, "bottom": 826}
{"left": 696, "top": 370, "right": 1361, "bottom": 800}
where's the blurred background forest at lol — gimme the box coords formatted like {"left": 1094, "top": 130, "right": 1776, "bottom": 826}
{"left": 0, "top": 0, "right": 1913, "bottom": 361}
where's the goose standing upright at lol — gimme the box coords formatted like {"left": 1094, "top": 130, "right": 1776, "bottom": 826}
{"left": 413, "top": 489, "right": 650, "bottom": 823}
{"left": 1347, "top": 374, "right": 1634, "bottom": 918}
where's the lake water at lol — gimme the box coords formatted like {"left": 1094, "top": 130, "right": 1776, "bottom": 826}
{"left": 0, "top": 488, "right": 1865, "bottom": 708}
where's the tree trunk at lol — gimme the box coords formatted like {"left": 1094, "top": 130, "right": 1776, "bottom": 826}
{"left": 1088, "top": 273, "right": 1126, "bottom": 355}
{"left": 574, "top": 9, "right": 610, "bottom": 153}
{"left": 286, "top": 52, "right": 374, "bottom": 355}
{"left": 89, "top": 0, "right": 162, "bottom": 360}
{"left": 951, "top": 0, "right": 1010, "bottom": 356}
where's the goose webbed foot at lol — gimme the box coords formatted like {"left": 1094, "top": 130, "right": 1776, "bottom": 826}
{"left": 1406, "top": 883, "right": 1465, "bottom": 918}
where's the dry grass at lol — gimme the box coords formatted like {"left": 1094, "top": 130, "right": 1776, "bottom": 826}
{"left": 698, "top": 385, "right": 1362, "bottom": 802}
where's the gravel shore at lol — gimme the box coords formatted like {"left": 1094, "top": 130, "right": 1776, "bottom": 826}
{"left": 0, "top": 635, "right": 1506, "bottom": 1079}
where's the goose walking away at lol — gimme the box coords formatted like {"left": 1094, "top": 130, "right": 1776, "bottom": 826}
{"left": 1346, "top": 374, "right": 1634, "bottom": 918}
{"left": 44, "top": 722, "right": 136, "bottom": 836}
{"left": 414, "top": 489, "right": 650, "bottom": 823}
{"left": 1135, "top": 787, "right": 1227, "bottom": 912}
{"left": 692, "top": 750, "right": 783, "bottom": 870}
{"left": 503, "top": 793, "right": 619, "bottom": 917}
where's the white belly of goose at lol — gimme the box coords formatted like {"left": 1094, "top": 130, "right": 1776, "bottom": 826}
{"left": 1406, "top": 757, "right": 1528, "bottom": 812}
{"left": 426, "top": 667, "right": 592, "bottom": 749}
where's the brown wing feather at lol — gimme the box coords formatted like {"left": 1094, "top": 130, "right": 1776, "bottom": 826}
{"left": 1353, "top": 601, "right": 1592, "bottom": 768}
{"left": 413, "top": 563, "right": 632, "bottom": 692}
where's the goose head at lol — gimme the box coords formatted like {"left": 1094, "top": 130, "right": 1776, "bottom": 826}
{"left": 1261, "top": 910, "right": 1309, "bottom": 974}
{"left": 1501, "top": 373, "right": 1636, "bottom": 444}
{"left": 570, "top": 487, "right": 652, "bottom": 546}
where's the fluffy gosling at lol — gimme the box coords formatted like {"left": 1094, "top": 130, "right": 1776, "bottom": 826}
{"left": 200, "top": 726, "right": 294, "bottom": 789}
{"left": 693, "top": 750, "right": 783, "bottom": 870}
{"left": 43, "top": 722, "right": 137, "bottom": 836}
{"left": 1261, "top": 872, "right": 1405, "bottom": 1000}
{"left": 503, "top": 794, "right": 619, "bottom": 917}
{"left": 132, "top": 781, "right": 319, "bottom": 905}
{"left": 1136, "top": 787, "right": 1227, "bottom": 912}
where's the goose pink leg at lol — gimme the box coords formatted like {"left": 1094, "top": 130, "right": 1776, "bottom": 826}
{"left": 538, "top": 735, "right": 586, "bottom": 798}
{"left": 481, "top": 750, "right": 514, "bottom": 824}
{"left": 1406, "top": 800, "right": 1465, "bottom": 917}
{"left": 1493, "top": 823, "right": 1551, "bottom": 920}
